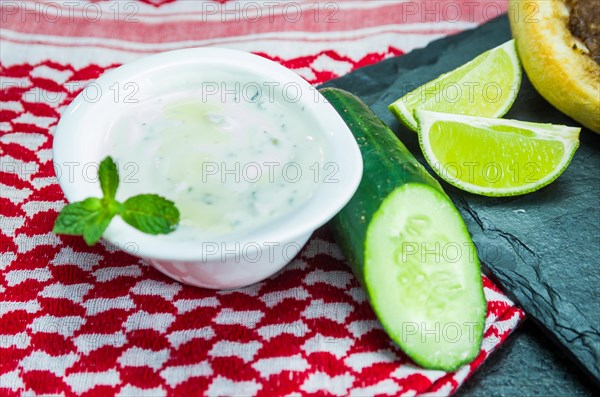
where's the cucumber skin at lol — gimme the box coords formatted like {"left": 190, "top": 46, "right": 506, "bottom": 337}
{"left": 320, "top": 88, "right": 444, "bottom": 286}
{"left": 322, "top": 88, "right": 485, "bottom": 371}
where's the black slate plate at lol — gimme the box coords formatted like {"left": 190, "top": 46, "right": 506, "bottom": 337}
{"left": 456, "top": 321, "right": 597, "bottom": 396}
{"left": 321, "top": 15, "right": 600, "bottom": 385}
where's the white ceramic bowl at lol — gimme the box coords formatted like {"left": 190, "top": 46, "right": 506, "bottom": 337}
{"left": 53, "top": 47, "right": 362, "bottom": 289}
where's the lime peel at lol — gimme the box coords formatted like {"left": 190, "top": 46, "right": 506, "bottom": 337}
{"left": 389, "top": 40, "right": 521, "bottom": 131}
{"left": 416, "top": 110, "right": 580, "bottom": 197}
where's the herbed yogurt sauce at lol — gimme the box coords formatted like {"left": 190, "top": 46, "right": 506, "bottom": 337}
{"left": 106, "top": 83, "right": 327, "bottom": 239}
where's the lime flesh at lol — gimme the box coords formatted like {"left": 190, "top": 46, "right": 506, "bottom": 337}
{"left": 416, "top": 110, "right": 581, "bottom": 196}
{"left": 389, "top": 40, "right": 521, "bottom": 131}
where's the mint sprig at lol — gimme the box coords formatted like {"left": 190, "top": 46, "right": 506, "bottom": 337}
{"left": 53, "top": 156, "right": 180, "bottom": 245}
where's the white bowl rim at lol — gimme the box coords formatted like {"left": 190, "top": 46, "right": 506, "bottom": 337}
{"left": 52, "top": 47, "right": 363, "bottom": 261}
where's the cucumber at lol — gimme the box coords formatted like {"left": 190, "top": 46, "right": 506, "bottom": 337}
{"left": 321, "top": 88, "right": 486, "bottom": 371}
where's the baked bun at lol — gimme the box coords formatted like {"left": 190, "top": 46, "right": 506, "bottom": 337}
{"left": 509, "top": 0, "right": 600, "bottom": 133}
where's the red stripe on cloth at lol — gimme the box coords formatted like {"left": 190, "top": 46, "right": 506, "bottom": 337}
{"left": 0, "top": 27, "right": 454, "bottom": 48}
{"left": 2, "top": 1, "right": 506, "bottom": 43}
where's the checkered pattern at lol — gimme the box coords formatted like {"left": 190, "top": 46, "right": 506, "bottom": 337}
{"left": 1, "top": 1, "right": 524, "bottom": 395}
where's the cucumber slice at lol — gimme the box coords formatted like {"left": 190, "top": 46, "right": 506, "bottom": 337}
{"left": 320, "top": 88, "right": 486, "bottom": 371}
{"left": 366, "top": 183, "right": 485, "bottom": 370}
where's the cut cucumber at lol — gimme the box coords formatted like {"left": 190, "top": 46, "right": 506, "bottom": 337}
{"left": 320, "top": 88, "right": 486, "bottom": 371}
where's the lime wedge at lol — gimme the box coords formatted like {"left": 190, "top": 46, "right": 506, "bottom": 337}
{"left": 416, "top": 110, "right": 580, "bottom": 196}
{"left": 389, "top": 40, "right": 521, "bottom": 131}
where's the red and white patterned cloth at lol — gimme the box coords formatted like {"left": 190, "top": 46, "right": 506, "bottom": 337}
{"left": 0, "top": 1, "right": 524, "bottom": 395}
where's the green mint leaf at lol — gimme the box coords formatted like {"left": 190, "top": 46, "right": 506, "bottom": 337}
{"left": 53, "top": 198, "right": 103, "bottom": 235}
{"left": 82, "top": 209, "right": 116, "bottom": 245}
{"left": 54, "top": 156, "right": 180, "bottom": 245}
{"left": 53, "top": 198, "right": 118, "bottom": 245}
{"left": 99, "top": 156, "right": 119, "bottom": 200}
{"left": 121, "top": 194, "right": 180, "bottom": 235}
